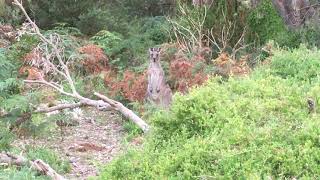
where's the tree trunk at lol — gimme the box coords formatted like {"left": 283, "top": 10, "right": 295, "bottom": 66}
{"left": 251, "top": 0, "right": 316, "bottom": 28}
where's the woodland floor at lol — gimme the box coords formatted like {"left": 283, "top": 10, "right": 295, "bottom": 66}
{"left": 12, "top": 107, "right": 127, "bottom": 180}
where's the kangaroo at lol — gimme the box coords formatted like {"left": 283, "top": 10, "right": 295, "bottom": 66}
{"left": 147, "top": 47, "right": 172, "bottom": 108}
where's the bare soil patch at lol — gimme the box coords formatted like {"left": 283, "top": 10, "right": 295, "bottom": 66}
{"left": 12, "top": 107, "right": 125, "bottom": 180}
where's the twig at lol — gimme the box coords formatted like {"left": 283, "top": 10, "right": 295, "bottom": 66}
{"left": 24, "top": 80, "right": 76, "bottom": 98}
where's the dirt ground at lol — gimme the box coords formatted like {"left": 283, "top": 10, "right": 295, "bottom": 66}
{"left": 12, "top": 107, "right": 126, "bottom": 179}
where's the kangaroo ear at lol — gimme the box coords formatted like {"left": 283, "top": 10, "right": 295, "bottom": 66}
{"left": 158, "top": 48, "right": 161, "bottom": 52}
{"left": 149, "top": 48, "right": 153, "bottom": 53}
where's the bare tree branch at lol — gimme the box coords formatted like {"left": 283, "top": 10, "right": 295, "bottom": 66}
{"left": 94, "top": 92, "right": 150, "bottom": 133}
{"left": 24, "top": 80, "right": 76, "bottom": 98}
{"left": 35, "top": 102, "right": 83, "bottom": 113}
{"left": 0, "top": 152, "right": 66, "bottom": 180}
{"left": 13, "top": 0, "right": 150, "bottom": 133}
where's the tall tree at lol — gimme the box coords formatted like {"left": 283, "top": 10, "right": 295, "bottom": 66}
{"left": 252, "top": 0, "right": 316, "bottom": 28}
{"left": 272, "top": 0, "right": 316, "bottom": 28}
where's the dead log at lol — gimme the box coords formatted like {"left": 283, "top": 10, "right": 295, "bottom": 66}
{"left": 0, "top": 152, "right": 28, "bottom": 166}
{"left": 94, "top": 92, "right": 150, "bottom": 133}
{"left": 0, "top": 152, "right": 66, "bottom": 180}
{"left": 31, "top": 159, "right": 66, "bottom": 180}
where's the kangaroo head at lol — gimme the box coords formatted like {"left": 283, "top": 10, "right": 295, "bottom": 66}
{"left": 149, "top": 47, "right": 161, "bottom": 63}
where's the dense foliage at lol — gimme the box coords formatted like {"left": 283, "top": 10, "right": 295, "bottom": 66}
{"left": 100, "top": 46, "right": 320, "bottom": 179}
{"left": 1, "top": 0, "right": 320, "bottom": 179}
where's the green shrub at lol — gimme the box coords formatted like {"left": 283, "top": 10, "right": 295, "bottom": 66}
{"left": 77, "top": 7, "right": 111, "bottom": 35}
{"left": 6, "top": 35, "right": 39, "bottom": 64}
{"left": 0, "top": 129, "right": 15, "bottom": 151}
{"left": 0, "top": 38, "right": 39, "bottom": 140}
{"left": 260, "top": 45, "right": 320, "bottom": 82}
{"left": 90, "top": 30, "right": 123, "bottom": 57}
{"left": 90, "top": 19, "right": 162, "bottom": 71}
{"left": 0, "top": 166, "right": 48, "bottom": 180}
{"left": 0, "top": 45, "right": 29, "bottom": 117}
{"left": 123, "top": 120, "right": 143, "bottom": 142}
{"left": 247, "top": 0, "right": 320, "bottom": 48}
{"left": 120, "top": 0, "right": 169, "bottom": 17}
{"left": 29, "top": 0, "right": 94, "bottom": 29}
{"left": 0, "top": 49, "right": 21, "bottom": 98}
{"left": 298, "top": 20, "right": 320, "bottom": 48}
{"left": 26, "top": 0, "right": 171, "bottom": 35}
{"left": 76, "top": 6, "right": 129, "bottom": 35}
{"left": 141, "top": 16, "right": 170, "bottom": 44}
{"left": 247, "top": 0, "right": 300, "bottom": 47}
{"left": 49, "top": 23, "right": 82, "bottom": 36}
{"left": 100, "top": 46, "right": 320, "bottom": 179}
{"left": 0, "top": 3, "right": 24, "bottom": 26}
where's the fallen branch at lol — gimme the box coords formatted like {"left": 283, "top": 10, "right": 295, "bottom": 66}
{"left": 35, "top": 102, "right": 84, "bottom": 113}
{"left": 0, "top": 152, "right": 27, "bottom": 166}
{"left": 13, "top": 0, "right": 150, "bottom": 133}
{"left": 0, "top": 152, "right": 66, "bottom": 180}
{"left": 31, "top": 159, "right": 66, "bottom": 180}
{"left": 94, "top": 92, "right": 150, "bottom": 133}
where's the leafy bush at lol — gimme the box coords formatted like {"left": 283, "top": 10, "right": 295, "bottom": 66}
{"left": 76, "top": 7, "right": 109, "bottom": 35}
{"left": 261, "top": 45, "right": 320, "bottom": 82}
{"left": 246, "top": 0, "right": 300, "bottom": 47}
{"left": 0, "top": 166, "right": 47, "bottom": 180}
{"left": 0, "top": 129, "right": 15, "bottom": 151}
{"left": 6, "top": 35, "right": 39, "bottom": 65}
{"left": 0, "top": 36, "right": 41, "bottom": 141}
{"left": 76, "top": 6, "right": 129, "bottom": 35}
{"left": 0, "top": 49, "right": 20, "bottom": 97}
{"left": 120, "top": 0, "right": 171, "bottom": 17}
{"left": 141, "top": 16, "right": 170, "bottom": 44}
{"left": 29, "top": 0, "right": 94, "bottom": 29}
{"left": 27, "top": 0, "right": 171, "bottom": 34}
{"left": 100, "top": 46, "right": 320, "bottom": 179}
{"left": 104, "top": 70, "right": 147, "bottom": 103}
{"left": 78, "top": 44, "right": 108, "bottom": 74}
{"left": 0, "top": 46, "right": 28, "bottom": 112}
{"left": 90, "top": 20, "right": 162, "bottom": 71}
{"left": 90, "top": 30, "right": 123, "bottom": 58}
{"left": 246, "top": 0, "right": 320, "bottom": 48}
{"left": 298, "top": 19, "right": 320, "bottom": 48}
{"left": 50, "top": 23, "right": 82, "bottom": 36}
{"left": 0, "top": 3, "right": 24, "bottom": 26}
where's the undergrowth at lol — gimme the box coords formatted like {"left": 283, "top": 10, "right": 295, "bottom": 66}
{"left": 0, "top": 147, "right": 71, "bottom": 179}
{"left": 99, "top": 46, "right": 320, "bottom": 179}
